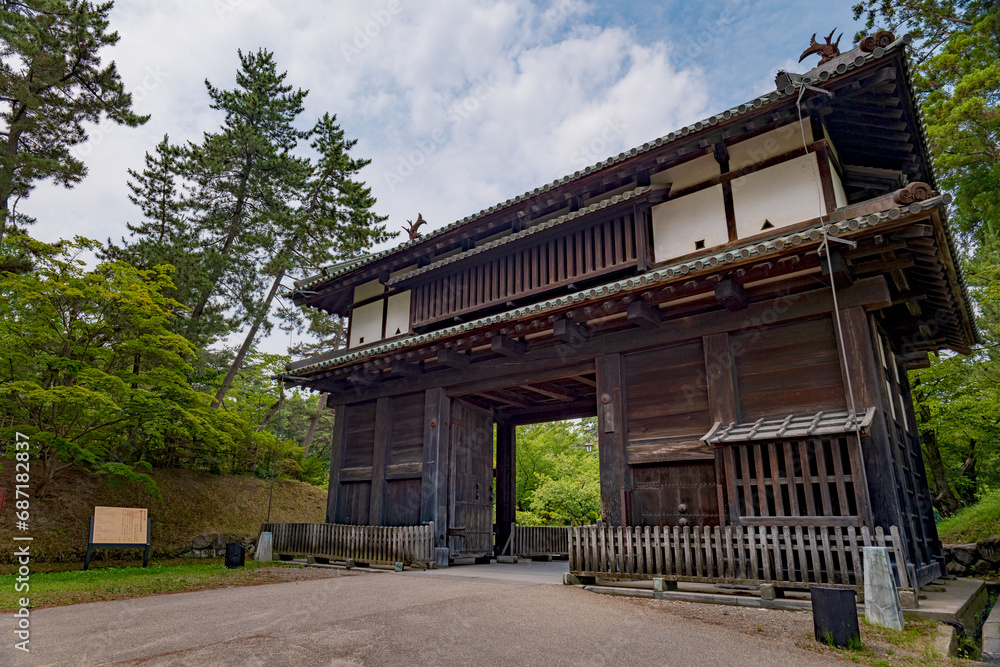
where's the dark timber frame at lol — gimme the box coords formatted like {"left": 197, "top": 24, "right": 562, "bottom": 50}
{"left": 291, "top": 38, "right": 974, "bottom": 580}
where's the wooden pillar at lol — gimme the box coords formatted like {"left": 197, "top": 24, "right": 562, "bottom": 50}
{"left": 703, "top": 333, "right": 739, "bottom": 525}
{"left": 834, "top": 307, "right": 896, "bottom": 531}
{"left": 596, "top": 353, "right": 631, "bottom": 526}
{"left": 495, "top": 420, "right": 516, "bottom": 555}
{"left": 325, "top": 404, "right": 347, "bottom": 524}
{"left": 420, "top": 388, "right": 451, "bottom": 549}
{"left": 368, "top": 397, "right": 391, "bottom": 525}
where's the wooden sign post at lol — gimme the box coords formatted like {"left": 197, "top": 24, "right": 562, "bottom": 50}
{"left": 84, "top": 507, "right": 151, "bottom": 570}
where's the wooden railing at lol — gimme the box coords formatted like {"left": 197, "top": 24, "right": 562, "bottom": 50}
{"left": 261, "top": 522, "right": 435, "bottom": 566}
{"left": 411, "top": 212, "right": 638, "bottom": 329}
{"left": 514, "top": 525, "right": 570, "bottom": 557}
{"left": 569, "top": 523, "right": 912, "bottom": 592}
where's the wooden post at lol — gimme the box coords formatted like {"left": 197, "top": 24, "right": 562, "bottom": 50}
{"left": 420, "top": 388, "right": 451, "bottom": 550}
{"left": 834, "top": 308, "right": 896, "bottom": 533}
{"left": 326, "top": 404, "right": 347, "bottom": 524}
{"left": 369, "top": 397, "right": 392, "bottom": 525}
{"left": 596, "top": 354, "right": 630, "bottom": 526}
{"left": 703, "top": 333, "right": 739, "bottom": 526}
{"left": 495, "top": 420, "right": 516, "bottom": 556}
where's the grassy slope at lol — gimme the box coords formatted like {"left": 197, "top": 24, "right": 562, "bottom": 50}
{"left": 0, "top": 461, "right": 326, "bottom": 563}
{"left": 937, "top": 488, "right": 1000, "bottom": 544}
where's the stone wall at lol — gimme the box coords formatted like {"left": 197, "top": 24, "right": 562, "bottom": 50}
{"left": 181, "top": 533, "right": 256, "bottom": 558}
{"left": 942, "top": 539, "right": 1000, "bottom": 579}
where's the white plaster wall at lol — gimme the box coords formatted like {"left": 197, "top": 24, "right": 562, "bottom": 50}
{"left": 731, "top": 153, "right": 826, "bottom": 238}
{"left": 353, "top": 279, "right": 384, "bottom": 303}
{"left": 651, "top": 185, "right": 729, "bottom": 262}
{"left": 651, "top": 153, "right": 720, "bottom": 192}
{"left": 349, "top": 300, "right": 384, "bottom": 348}
{"left": 384, "top": 291, "right": 411, "bottom": 338}
{"left": 728, "top": 120, "right": 813, "bottom": 172}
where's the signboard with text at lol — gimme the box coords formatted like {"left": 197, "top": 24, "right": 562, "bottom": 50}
{"left": 85, "top": 506, "right": 151, "bottom": 570}
{"left": 93, "top": 506, "right": 148, "bottom": 544}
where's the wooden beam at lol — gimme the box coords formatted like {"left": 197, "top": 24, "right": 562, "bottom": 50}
{"left": 495, "top": 397, "right": 596, "bottom": 425}
{"left": 897, "top": 351, "right": 930, "bottom": 370}
{"left": 491, "top": 334, "right": 527, "bottom": 357}
{"left": 495, "top": 421, "right": 516, "bottom": 556}
{"left": 820, "top": 250, "right": 854, "bottom": 288}
{"left": 596, "top": 354, "right": 630, "bottom": 526}
{"left": 369, "top": 397, "right": 391, "bottom": 525}
{"left": 325, "top": 404, "right": 347, "bottom": 523}
{"left": 420, "top": 388, "right": 451, "bottom": 550}
{"left": 627, "top": 300, "right": 662, "bottom": 329}
{"left": 715, "top": 279, "right": 749, "bottom": 312}
{"left": 523, "top": 382, "right": 577, "bottom": 402}
{"left": 323, "top": 277, "right": 892, "bottom": 404}
{"left": 350, "top": 370, "right": 379, "bottom": 387}
{"left": 703, "top": 334, "right": 739, "bottom": 527}
{"left": 478, "top": 389, "right": 530, "bottom": 408}
{"left": 437, "top": 348, "right": 471, "bottom": 368}
{"left": 390, "top": 360, "right": 423, "bottom": 378}
{"left": 553, "top": 319, "right": 589, "bottom": 345}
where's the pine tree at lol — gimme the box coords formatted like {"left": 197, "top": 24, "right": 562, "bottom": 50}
{"left": 104, "top": 134, "right": 208, "bottom": 324}
{"left": 0, "top": 0, "right": 148, "bottom": 245}
{"left": 183, "top": 48, "right": 310, "bottom": 343}
{"left": 211, "top": 113, "right": 392, "bottom": 407}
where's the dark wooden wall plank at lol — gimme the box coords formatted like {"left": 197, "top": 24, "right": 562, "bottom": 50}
{"left": 496, "top": 420, "right": 516, "bottom": 555}
{"left": 734, "top": 317, "right": 847, "bottom": 419}
{"left": 388, "top": 393, "right": 425, "bottom": 466}
{"left": 704, "top": 333, "right": 739, "bottom": 525}
{"left": 325, "top": 404, "right": 347, "bottom": 523}
{"left": 368, "top": 397, "right": 391, "bottom": 525}
{"left": 420, "top": 388, "right": 451, "bottom": 548}
{"left": 597, "top": 353, "right": 631, "bottom": 525}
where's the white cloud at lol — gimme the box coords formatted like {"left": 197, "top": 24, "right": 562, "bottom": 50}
{"left": 22, "top": 0, "right": 713, "bottom": 352}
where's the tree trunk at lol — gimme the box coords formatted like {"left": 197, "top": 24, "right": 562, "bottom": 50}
{"left": 211, "top": 265, "right": 286, "bottom": 408}
{"left": 920, "top": 422, "right": 962, "bottom": 515}
{"left": 187, "top": 162, "right": 253, "bottom": 325}
{"left": 256, "top": 395, "right": 285, "bottom": 432}
{"left": 302, "top": 393, "right": 329, "bottom": 454}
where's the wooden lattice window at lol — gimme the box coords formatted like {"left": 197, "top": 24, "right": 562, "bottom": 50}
{"left": 721, "top": 436, "right": 867, "bottom": 526}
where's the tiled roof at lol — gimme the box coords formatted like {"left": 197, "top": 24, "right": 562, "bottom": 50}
{"left": 286, "top": 193, "right": 956, "bottom": 376}
{"left": 702, "top": 408, "right": 877, "bottom": 444}
{"left": 294, "top": 34, "right": 921, "bottom": 294}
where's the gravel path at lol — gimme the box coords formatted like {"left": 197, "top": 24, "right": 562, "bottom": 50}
{"left": 15, "top": 566, "right": 847, "bottom": 666}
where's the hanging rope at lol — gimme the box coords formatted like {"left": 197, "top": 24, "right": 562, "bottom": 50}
{"left": 795, "top": 85, "right": 866, "bottom": 452}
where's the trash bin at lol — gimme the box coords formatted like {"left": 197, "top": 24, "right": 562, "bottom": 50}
{"left": 225, "top": 542, "right": 245, "bottom": 569}
{"left": 811, "top": 586, "right": 859, "bottom": 648}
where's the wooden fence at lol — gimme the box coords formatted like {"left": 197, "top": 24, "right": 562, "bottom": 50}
{"left": 261, "top": 522, "right": 435, "bottom": 566}
{"left": 569, "top": 523, "right": 912, "bottom": 592}
{"left": 513, "top": 525, "right": 570, "bottom": 557}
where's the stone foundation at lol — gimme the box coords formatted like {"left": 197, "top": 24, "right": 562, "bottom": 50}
{"left": 942, "top": 539, "right": 1000, "bottom": 579}
{"left": 181, "top": 533, "right": 256, "bottom": 558}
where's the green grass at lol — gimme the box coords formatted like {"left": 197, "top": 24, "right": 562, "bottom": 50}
{"left": 0, "top": 559, "right": 319, "bottom": 611}
{"left": 937, "top": 488, "right": 1000, "bottom": 543}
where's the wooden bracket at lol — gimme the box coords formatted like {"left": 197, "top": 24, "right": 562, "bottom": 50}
{"left": 390, "top": 361, "right": 424, "bottom": 378}
{"left": 820, "top": 250, "right": 854, "bottom": 288}
{"left": 350, "top": 370, "right": 380, "bottom": 387}
{"left": 553, "top": 319, "right": 589, "bottom": 345}
{"left": 626, "top": 300, "right": 663, "bottom": 329}
{"left": 715, "top": 279, "right": 749, "bottom": 312}
{"left": 437, "top": 348, "right": 471, "bottom": 368}
{"left": 491, "top": 334, "right": 527, "bottom": 357}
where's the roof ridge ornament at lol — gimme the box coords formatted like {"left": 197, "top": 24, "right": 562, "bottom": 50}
{"left": 404, "top": 213, "right": 427, "bottom": 241}
{"left": 799, "top": 28, "right": 843, "bottom": 66}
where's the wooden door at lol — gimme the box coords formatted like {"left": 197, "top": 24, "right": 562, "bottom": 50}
{"left": 448, "top": 399, "right": 494, "bottom": 556}
{"left": 633, "top": 462, "right": 719, "bottom": 527}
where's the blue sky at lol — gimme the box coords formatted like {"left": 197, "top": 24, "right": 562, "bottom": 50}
{"left": 24, "top": 0, "right": 869, "bottom": 349}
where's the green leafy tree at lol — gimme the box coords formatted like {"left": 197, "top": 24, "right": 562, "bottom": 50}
{"left": 0, "top": 237, "right": 278, "bottom": 496}
{"left": 853, "top": 1, "right": 1000, "bottom": 511}
{"left": 529, "top": 451, "right": 601, "bottom": 525}
{"left": 515, "top": 419, "right": 597, "bottom": 513}
{"left": 0, "top": 0, "right": 149, "bottom": 245}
